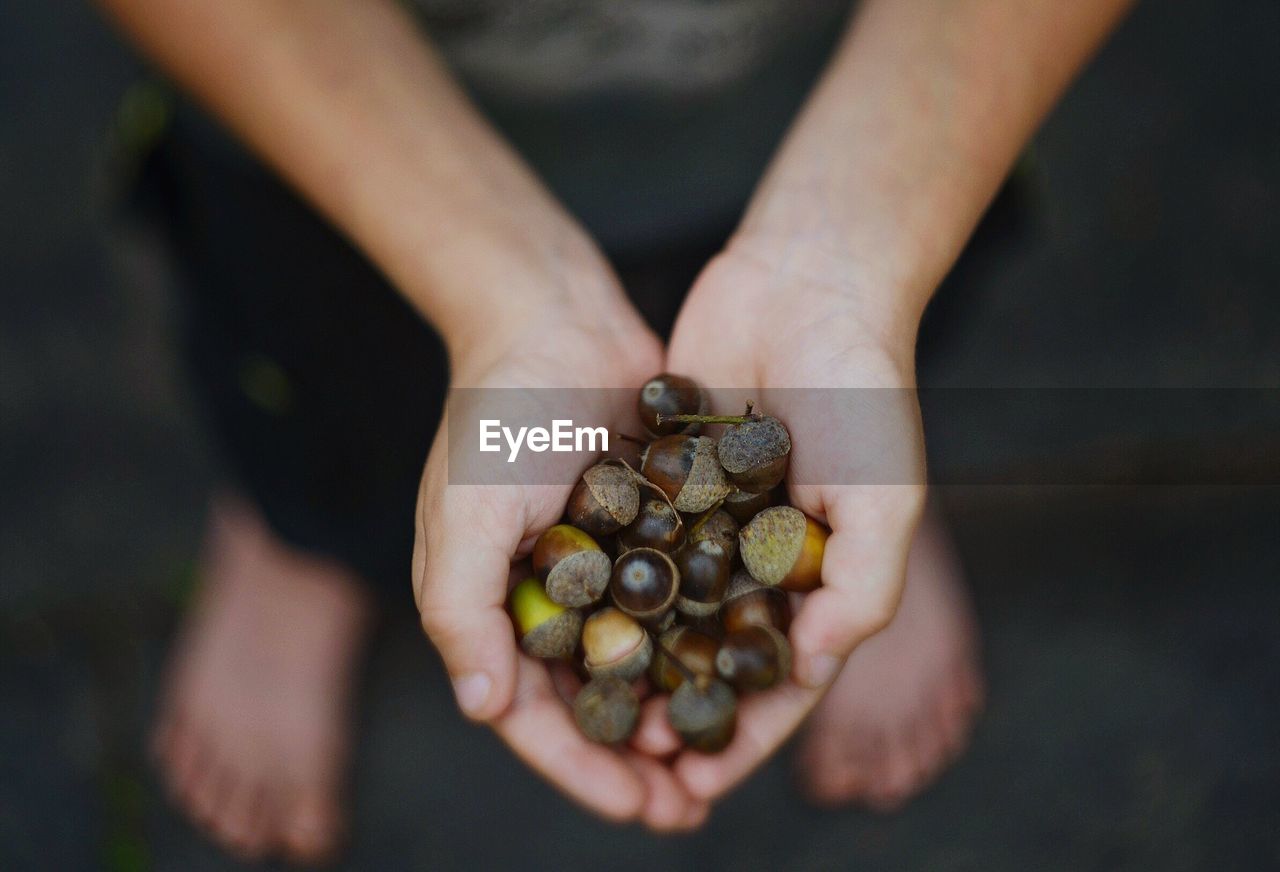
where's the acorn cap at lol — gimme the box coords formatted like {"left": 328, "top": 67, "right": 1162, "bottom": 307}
{"left": 739, "top": 506, "right": 825, "bottom": 590}
{"left": 582, "top": 607, "right": 653, "bottom": 682}
{"left": 641, "top": 435, "right": 731, "bottom": 514}
{"left": 569, "top": 462, "right": 640, "bottom": 537}
{"left": 717, "top": 416, "right": 791, "bottom": 494}
{"left": 534, "top": 524, "right": 612, "bottom": 607}
{"left": 574, "top": 677, "right": 640, "bottom": 744}
{"left": 668, "top": 676, "right": 737, "bottom": 753}
{"left": 509, "top": 578, "right": 583, "bottom": 659}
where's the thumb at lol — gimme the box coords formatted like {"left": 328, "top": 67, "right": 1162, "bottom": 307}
{"left": 415, "top": 484, "right": 521, "bottom": 722}
{"left": 787, "top": 485, "right": 923, "bottom": 688}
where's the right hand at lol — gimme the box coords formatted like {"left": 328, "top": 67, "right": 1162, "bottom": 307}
{"left": 412, "top": 293, "right": 711, "bottom": 830}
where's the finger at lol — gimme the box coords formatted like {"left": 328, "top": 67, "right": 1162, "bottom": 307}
{"left": 629, "top": 695, "right": 682, "bottom": 757}
{"left": 788, "top": 486, "right": 923, "bottom": 687}
{"left": 417, "top": 478, "right": 523, "bottom": 721}
{"left": 626, "top": 753, "right": 709, "bottom": 833}
{"left": 493, "top": 656, "right": 646, "bottom": 822}
{"left": 674, "top": 679, "right": 822, "bottom": 802}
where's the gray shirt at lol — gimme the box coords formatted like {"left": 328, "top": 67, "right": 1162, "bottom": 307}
{"left": 414, "top": 0, "right": 852, "bottom": 253}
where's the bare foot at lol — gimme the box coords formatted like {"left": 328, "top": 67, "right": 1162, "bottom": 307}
{"left": 795, "top": 506, "right": 984, "bottom": 811}
{"left": 152, "top": 495, "right": 371, "bottom": 864}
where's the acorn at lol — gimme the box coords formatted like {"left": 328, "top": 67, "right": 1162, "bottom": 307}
{"left": 674, "top": 538, "right": 731, "bottom": 617}
{"left": 722, "top": 487, "right": 772, "bottom": 524}
{"left": 739, "top": 506, "right": 828, "bottom": 592}
{"left": 641, "top": 435, "right": 731, "bottom": 513}
{"left": 717, "top": 415, "right": 791, "bottom": 493}
{"left": 688, "top": 508, "right": 739, "bottom": 560}
{"left": 610, "top": 548, "right": 679, "bottom": 623}
{"left": 618, "top": 483, "right": 686, "bottom": 553}
{"left": 581, "top": 607, "right": 652, "bottom": 682}
{"left": 567, "top": 461, "right": 640, "bottom": 538}
{"left": 678, "top": 610, "right": 724, "bottom": 640}
{"left": 532, "top": 524, "right": 612, "bottom": 607}
{"left": 509, "top": 577, "right": 583, "bottom": 659}
{"left": 651, "top": 609, "right": 677, "bottom": 633}
{"left": 650, "top": 626, "right": 719, "bottom": 693}
{"left": 668, "top": 675, "right": 737, "bottom": 753}
{"left": 715, "top": 624, "right": 791, "bottom": 691}
{"left": 637, "top": 373, "right": 707, "bottom": 438}
{"left": 721, "top": 570, "right": 791, "bottom": 634}
{"left": 574, "top": 677, "right": 640, "bottom": 745}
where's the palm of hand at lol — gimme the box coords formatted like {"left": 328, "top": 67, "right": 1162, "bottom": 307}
{"left": 652, "top": 253, "right": 926, "bottom": 802}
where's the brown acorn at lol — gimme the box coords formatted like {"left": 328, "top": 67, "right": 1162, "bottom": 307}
{"left": 717, "top": 415, "right": 791, "bottom": 494}
{"left": 668, "top": 675, "right": 737, "bottom": 753}
{"left": 574, "top": 677, "right": 640, "bottom": 745}
{"left": 715, "top": 624, "right": 791, "bottom": 691}
{"left": 618, "top": 482, "right": 686, "bottom": 553}
{"left": 509, "top": 577, "right": 583, "bottom": 659}
{"left": 610, "top": 547, "right": 679, "bottom": 623}
{"left": 688, "top": 508, "right": 739, "bottom": 561}
{"left": 721, "top": 570, "right": 792, "bottom": 634}
{"left": 739, "top": 506, "right": 828, "bottom": 592}
{"left": 581, "top": 607, "right": 653, "bottom": 682}
{"left": 722, "top": 488, "right": 772, "bottom": 524}
{"left": 678, "top": 610, "right": 724, "bottom": 640}
{"left": 650, "top": 626, "right": 720, "bottom": 693}
{"left": 532, "top": 524, "right": 613, "bottom": 607}
{"left": 641, "top": 434, "right": 731, "bottom": 513}
{"left": 674, "top": 538, "right": 731, "bottom": 617}
{"left": 637, "top": 373, "right": 707, "bottom": 438}
{"left": 567, "top": 462, "right": 640, "bottom": 538}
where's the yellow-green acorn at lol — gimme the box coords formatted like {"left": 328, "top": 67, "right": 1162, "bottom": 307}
{"left": 509, "top": 577, "right": 582, "bottom": 659}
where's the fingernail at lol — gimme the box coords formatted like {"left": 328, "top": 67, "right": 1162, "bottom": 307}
{"left": 802, "top": 654, "right": 840, "bottom": 688}
{"left": 453, "top": 672, "right": 492, "bottom": 717}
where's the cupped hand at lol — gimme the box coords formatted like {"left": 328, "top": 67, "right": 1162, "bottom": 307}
{"left": 645, "top": 244, "right": 928, "bottom": 801}
{"left": 412, "top": 299, "right": 709, "bottom": 830}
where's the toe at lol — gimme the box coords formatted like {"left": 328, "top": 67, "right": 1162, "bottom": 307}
{"left": 166, "top": 727, "right": 211, "bottom": 806}
{"left": 912, "top": 712, "right": 947, "bottom": 782}
{"left": 213, "top": 777, "right": 271, "bottom": 861}
{"left": 796, "top": 725, "right": 875, "bottom": 807}
{"left": 188, "top": 760, "right": 234, "bottom": 832}
{"left": 864, "top": 736, "right": 920, "bottom": 813}
{"left": 280, "top": 788, "right": 344, "bottom": 866}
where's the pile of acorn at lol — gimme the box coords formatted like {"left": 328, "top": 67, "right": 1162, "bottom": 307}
{"left": 507, "top": 374, "right": 829, "bottom": 753}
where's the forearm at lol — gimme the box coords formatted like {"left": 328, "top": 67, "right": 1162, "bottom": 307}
{"left": 95, "top": 0, "right": 620, "bottom": 364}
{"left": 736, "top": 0, "right": 1134, "bottom": 337}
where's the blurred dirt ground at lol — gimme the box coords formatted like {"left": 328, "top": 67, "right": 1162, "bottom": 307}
{"left": 2, "top": 1, "right": 1278, "bottom": 869}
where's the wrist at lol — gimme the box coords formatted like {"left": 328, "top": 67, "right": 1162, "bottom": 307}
{"left": 377, "top": 216, "right": 626, "bottom": 376}
{"left": 715, "top": 232, "right": 926, "bottom": 371}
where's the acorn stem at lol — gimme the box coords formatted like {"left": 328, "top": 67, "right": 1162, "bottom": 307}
{"left": 656, "top": 639, "right": 698, "bottom": 686}
{"left": 656, "top": 412, "right": 762, "bottom": 426}
{"left": 686, "top": 498, "right": 726, "bottom": 539}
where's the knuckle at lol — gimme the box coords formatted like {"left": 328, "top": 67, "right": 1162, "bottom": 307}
{"left": 859, "top": 590, "right": 899, "bottom": 636}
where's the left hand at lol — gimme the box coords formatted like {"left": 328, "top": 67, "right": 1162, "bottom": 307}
{"left": 634, "top": 241, "right": 928, "bottom": 801}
